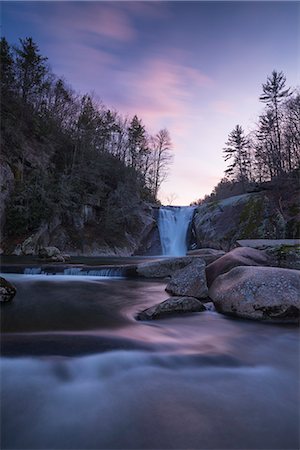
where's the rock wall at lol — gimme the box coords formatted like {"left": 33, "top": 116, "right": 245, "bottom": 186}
{"left": 192, "top": 192, "right": 300, "bottom": 251}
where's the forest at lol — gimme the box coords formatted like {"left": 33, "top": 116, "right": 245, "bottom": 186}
{"left": 0, "top": 37, "right": 173, "bottom": 241}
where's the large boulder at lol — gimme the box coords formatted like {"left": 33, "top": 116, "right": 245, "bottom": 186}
{"left": 136, "top": 296, "right": 206, "bottom": 320}
{"left": 0, "top": 277, "right": 16, "bottom": 302}
{"left": 166, "top": 258, "right": 208, "bottom": 299}
{"left": 206, "top": 247, "right": 271, "bottom": 287}
{"left": 209, "top": 266, "right": 300, "bottom": 323}
{"left": 137, "top": 257, "right": 197, "bottom": 278}
{"left": 186, "top": 248, "right": 225, "bottom": 264}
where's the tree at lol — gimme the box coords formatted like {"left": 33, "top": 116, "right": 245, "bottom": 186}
{"left": 151, "top": 128, "right": 173, "bottom": 199}
{"left": 14, "top": 37, "right": 48, "bottom": 105}
{"left": 223, "top": 125, "right": 251, "bottom": 189}
{"left": 282, "top": 93, "right": 300, "bottom": 171}
{"left": 128, "top": 115, "right": 148, "bottom": 171}
{"left": 259, "top": 70, "right": 291, "bottom": 173}
{"left": 0, "top": 37, "right": 15, "bottom": 94}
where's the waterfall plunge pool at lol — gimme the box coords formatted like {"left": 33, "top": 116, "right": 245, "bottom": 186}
{"left": 1, "top": 273, "right": 299, "bottom": 450}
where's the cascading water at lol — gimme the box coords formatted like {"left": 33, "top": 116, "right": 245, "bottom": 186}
{"left": 158, "top": 206, "right": 195, "bottom": 256}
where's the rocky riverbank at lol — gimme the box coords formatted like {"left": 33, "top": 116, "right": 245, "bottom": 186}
{"left": 136, "top": 244, "right": 300, "bottom": 324}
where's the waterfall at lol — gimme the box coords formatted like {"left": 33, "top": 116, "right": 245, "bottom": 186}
{"left": 158, "top": 206, "right": 195, "bottom": 256}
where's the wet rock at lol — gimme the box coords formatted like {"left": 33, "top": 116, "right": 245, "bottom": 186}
{"left": 206, "top": 247, "right": 271, "bottom": 287}
{"left": 137, "top": 257, "right": 198, "bottom": 278}
{"left": 209, "top": 266, "right": 300, "bottom": 323}
{"left": 0, "top": 277, "right": 16, "bottom": 302}
{"left": 166, "top": 258, "right": 208, "bottom": 299}
{"left": 136, "top": 296, "right": 206, "bottom": 320}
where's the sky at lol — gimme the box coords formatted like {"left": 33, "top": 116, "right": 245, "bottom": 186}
{"left": 1, "top": 1, "right": 299, "bottom": 205}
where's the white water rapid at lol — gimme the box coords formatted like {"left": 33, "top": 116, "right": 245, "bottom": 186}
{"left": 158, "top": 206, "right": 195, "bottom": 256}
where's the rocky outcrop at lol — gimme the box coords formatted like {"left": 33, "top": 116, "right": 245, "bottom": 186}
{"left": 38, "top": 246, "right": 69, "bottom": 262}
{"left": 137, "top": 257, "right": 197, "bottom": 278}
{"left": 0, "top": 277, "right": 16, "bottom": 302}
{"left": 166, "top": 258, "right": 208, "bottom": 299}
{"left": 0, "top": 161, "right": 14, "bottom": 231}
{"left": 209, "top": 266, "right": 300, "bottom": 323}
{"left": 7, "top": 202, "right": 157, "bottom": 257}
{"left": 206, "top": 247, "right": 271, "bottom": 287}
{"left": 136, "top": 296, "right": 206, "bottom": 320}
{"left": 192, "top": 193, "right": 290, "bottom": 251}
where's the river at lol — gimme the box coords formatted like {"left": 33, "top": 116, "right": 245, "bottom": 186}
{"left": 1, "top": 272, "right": 299, "bottom": 449}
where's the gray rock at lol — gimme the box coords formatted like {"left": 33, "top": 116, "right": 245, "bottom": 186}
{"left": 187, "top": 248, "right": 225, "bottom": 264}
{"left": 0, "top": 161, "right": 14, "bottom": 231}
{"left": 193, "top": 193, "right": 287, "bottom": 252}
{"left": 209, "top": 266, "right": 300, "bottom": 323}
{"left": 206, "top": 247, "right": 271, "bottom": 287}
{"left": 166, "top": 258, "right": 208, "bottom": 298}
{"left": 137, "top": 296, "right": 206, "bottom": 320}
{"left": 0, "top": 277, "right": 16, "bottom": 302}
{"left": 137, "top": 257, "right": 197, "bottom": 278}
{"left": 265, "top": 244, "right": 300, "bottom": 270}
{"left": 39, "top": 246, "right": 62, "bottom": 258}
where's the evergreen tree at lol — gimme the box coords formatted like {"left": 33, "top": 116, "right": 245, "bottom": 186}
{"left": 14, "top": 37, "right": 48, "bottom": 105}
{"left": 0, "top": 37, "right": 15, "bottom": 94}
{"left": 223, "top": 125, "right": 250, "bottom": 189}
{"left": 128, "top": 115, "right": 147, "bottom": 171}
{"left": 259, "top": 70, "right": 291, "bottom": 173}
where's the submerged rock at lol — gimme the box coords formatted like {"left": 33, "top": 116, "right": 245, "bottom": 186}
{"left": 137, "top": 257, "right": 197, "bottom": 278}
{"left": 0, "top": 277, "right": 16, "bottom": 302}
{"left": 209, "top": 266, "right": 300, "bottom": 323}
{"left": 206, "top": 247, "right": 271, "bottom": 287}
{"left": 136, "top": 296, "right": 206, "bottom": 320}
{"left": 166, "top": 258, "right": 208, "bottom": 299}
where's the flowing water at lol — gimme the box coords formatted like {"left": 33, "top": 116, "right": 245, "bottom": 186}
{"left": 1, "top": 273, "right": 299, "bottom": 450}
{"left": 158, "top": 206, "right": 195, "bottom": 256}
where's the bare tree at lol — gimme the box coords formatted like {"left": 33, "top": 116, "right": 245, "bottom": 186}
{"left": 151, "top": 129, "right": 173, "bottom": 199}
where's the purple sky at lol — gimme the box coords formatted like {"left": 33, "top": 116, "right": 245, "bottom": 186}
{"left": 2, "top": 1, "right": 299, "bottom": 204}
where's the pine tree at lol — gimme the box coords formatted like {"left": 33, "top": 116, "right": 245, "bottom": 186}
{"left": 259, "top": 70, "right": 291, "bottom": 173}
{"left": 223, "top": 125, "right": 250, "bottom": 189}
{"left": 128, "top": 115, "right": 147, "bottom": 171}
{"left": 14, "top": 37, "right": 48, "bottom": 105}
{"left": 0, "top": 37, "right": 15, "bottom": 94}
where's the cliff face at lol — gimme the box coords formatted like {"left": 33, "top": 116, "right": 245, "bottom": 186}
{"left": 192, "top": 190, "right": 300, "bottom": 251}
{"left": 1, "top": 179, "right": 157, "bottom": 256}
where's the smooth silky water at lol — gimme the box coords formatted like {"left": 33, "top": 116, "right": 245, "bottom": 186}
{"left": 1, "top": 272, "right": 299, "bottom": 450}
{"left": 158, "top": 206, "right": 195, "bottom": 256}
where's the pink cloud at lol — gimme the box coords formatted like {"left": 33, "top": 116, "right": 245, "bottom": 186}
{"left": 118, "top": 59, "right": 213, "bottom": 125}
{"left": 18, "top": 3, "right": 136, "bottom": 42}
{"left": 212, "top": 100, "right": 235, "bottom": 115}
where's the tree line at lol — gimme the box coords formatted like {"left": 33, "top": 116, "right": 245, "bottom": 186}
{"left": 0, "top": 37, "right": 173, "bottom": 238}
{"left": 194, "top": 71, "right": 299, "bottom": 204}
{"left": 224, "top": 70, "right": 299, "bottom": 184}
